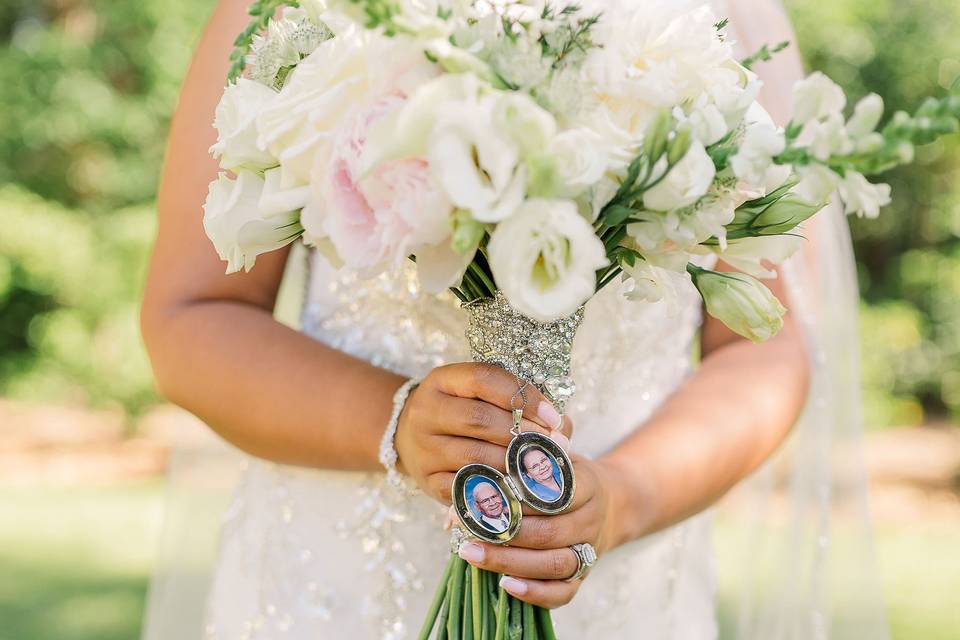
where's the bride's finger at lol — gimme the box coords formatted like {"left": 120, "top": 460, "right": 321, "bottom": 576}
{"left": 498, "top": 576, "right": 580, "bottom": 610}
{"left": 457, "top": 541, "right": 579, "bottom": 581}
{"left": 435, "top": 434, "right": 508, "bottom": 472}
{"left": 438, "top": 396, "right": 550, "bottom": 445}
{"left": 509, "top": 504, "right": 601, "bottom": 550}
{"left": 430, "top": 362, "right": 564, "bottom": 431}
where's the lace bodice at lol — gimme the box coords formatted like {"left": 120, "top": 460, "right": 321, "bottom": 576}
{"left": 203, "top": 252, "right": 717, "bottom": 640}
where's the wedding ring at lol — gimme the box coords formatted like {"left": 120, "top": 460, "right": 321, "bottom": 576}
{"left": 564, "top": 542, "right": 597, "bottom": 582}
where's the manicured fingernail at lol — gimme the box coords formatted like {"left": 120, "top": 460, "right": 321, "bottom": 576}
{"left": 549, "top": 429, "right": 571, "bottom": 453}
{"left": 538, "top": 401, "right": 562, "bottom": 430}
{"left": 458, "top": 542, "right": 485, "bottom": 563}
{"left": 499, "top": 576, "right": 528, "bottom": 595}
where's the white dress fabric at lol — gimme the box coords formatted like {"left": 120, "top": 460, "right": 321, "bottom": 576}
{"left": 202, "top": 255, "right": 717, "bottom": 640}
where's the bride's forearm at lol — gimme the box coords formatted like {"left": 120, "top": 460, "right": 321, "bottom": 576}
{"left": 144, "top": 297, "right": 404, "bottom": 471}
{"left": 600, "top": 320, "right": 811, "bottom": 547}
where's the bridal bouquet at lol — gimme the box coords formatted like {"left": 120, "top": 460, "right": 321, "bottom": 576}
{"left": 202, "top": 0, "right": 959, "bottom": 636}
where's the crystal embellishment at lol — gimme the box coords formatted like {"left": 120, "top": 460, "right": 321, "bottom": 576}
{"left": 464, "top": 291, "right": 584, "bottom": 414}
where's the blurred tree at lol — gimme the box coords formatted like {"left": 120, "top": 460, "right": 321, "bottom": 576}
{"left": 787, "top": 0, "right": 960, "bottom": 426}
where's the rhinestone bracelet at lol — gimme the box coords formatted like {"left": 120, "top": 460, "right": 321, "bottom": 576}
{"left": 379, "top": 377, "right": 421, "bottom": 488}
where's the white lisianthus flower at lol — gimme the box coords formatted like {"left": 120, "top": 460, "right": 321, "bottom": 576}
{"left": 643, "top": 140, "right": 716, "bottom": 211}
{"left": 837, "top": 172, "right": 891, "bottom": 219}
{"left": 690, "top": 267, "right": 787, "bottom": 342}
{"left": 731, "top": 122, "right": 786, "bottom": 187}
{"left": 546, "top": 128, "right": 611, "bottom": 197}
{"left": 685, "top": 102, "right": 729, "bottom": 146}
{"left": 209, "top": 78, "right": 278, "bottom": 172}
{"left": 488, "top": 199, "right": 608, "bottom": 321}
{"left": 259, "top": 167, "right": 311, "bottom": 216}
{"left": 792, "top": 72, "right": 846, "bottom": 124}
{"left": 715, "top": 234, "right": 804, "bottom": 279}
{"left": 802, "top": 112, "right": 854, "bottom": 161}
{"left": 203, "top": 171, "right": 302, "bottom": 274}
{"left": 257, "top": 29, "right": 437, "bottom": 188}
{"left": 846, "top": 93, "right": 884, "bottom": 139}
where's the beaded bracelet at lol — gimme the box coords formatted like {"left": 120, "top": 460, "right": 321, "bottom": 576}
{"left": 378, "top": 377, "right": 421, "bottom": 488}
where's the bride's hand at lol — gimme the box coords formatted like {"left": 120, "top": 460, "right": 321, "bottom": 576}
{"left": 455, "top": 456, "right": 633, "bottom": 609}
{"left": 394, "top": 363, "right": 572, "bottom": 503}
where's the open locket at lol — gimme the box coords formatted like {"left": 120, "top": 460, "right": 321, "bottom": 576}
{"left": 452, "top": 430, "right": 575, "bottom": 544}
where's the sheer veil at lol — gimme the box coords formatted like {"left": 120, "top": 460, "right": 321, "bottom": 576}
{"left": 141, "top": 2, "right": 890, "bottom": 638}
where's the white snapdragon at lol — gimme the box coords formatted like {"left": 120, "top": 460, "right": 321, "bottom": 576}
{"left": 803, "top": 112, "right": 854, "bottom": 161}
{"left": 846, "top": 93, "right": 884, "bottom": 139}
{"left": 643, "top": 140, "right": 716, "bottom": 211}
{"left": 209, "top": 79, "right": 278, "bottom": 172}
{"left": 837, "top": 171, "right": 891, "bottom": 219}
{"left": 621, "top": 251, "right": 692, "bottom": 314}
{"left": 731, "top": 122, "right": 786, "bottom": 187}
{"left": 792, "top": 72, "right": 846, "bottom": 124}
{"left": 715, "top": 234, "right": 803, "bottom": 279}
{"left": 488, "top": 199, "right": 608, "bottom": 321}
{"left": 794, "top": 163, "right": 840, "bottom": 205}
{"left": 203, "top": 171, "right": 302, "bottom": 274}
{"left": 690, "top": 268, "right": 786, "bottom": 343}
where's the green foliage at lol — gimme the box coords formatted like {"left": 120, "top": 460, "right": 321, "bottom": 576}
{"left": 787, "top": 0, "right": 960, "bottom": 425}
{"left": 0, "top": 0, "right": 216, "bottom": 416}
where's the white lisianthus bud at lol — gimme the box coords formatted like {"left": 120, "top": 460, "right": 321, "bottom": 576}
{"left": 488, "top": 198, "right": 608, "bottom": 322}
{"left": 846, "top": 93, "right": 884, "bottom": 139}
{"left": 690, "top": 267, "right": 786, "bottom": 342}
{"left": 837, "top": 171, "right": 891, "bottom": 219}
{"left": 643, "top": 140, "right": 716, "bottom": 211}
{"left": 203, "top": 171, "right": 302, "bottom": 274}
{"left": 792, "top": 72, "right": 847, "bottom": 124}
{"left": 730, "top": 122, "right": 786, "bottom": 187}
{"left": 209, "top": 79, "right": 278, "bottom": 172}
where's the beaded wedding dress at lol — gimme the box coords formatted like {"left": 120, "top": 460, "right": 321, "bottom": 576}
{"left": 143, "top": 1, "right": 892, "bottom": 638}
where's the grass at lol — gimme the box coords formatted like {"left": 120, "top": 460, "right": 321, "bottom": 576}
{"left": 0, "top": 484, "right": 956, "bottom": 639}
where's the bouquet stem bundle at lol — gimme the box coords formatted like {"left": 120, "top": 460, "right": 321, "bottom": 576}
{"left": 419, "top": 556, "right": 557, "bottom": 640}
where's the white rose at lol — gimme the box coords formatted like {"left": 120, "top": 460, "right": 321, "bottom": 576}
{"left": 690, "top": 267, "right": 786, "bottom": 342}
{"left": 488, "top": 198, "right": 608, "bottom": 321}
{"left": 547, "top": 128, "right": 611, "bottom": 197}
{"left": 731, "top": 122, "right": 786, "bottom": 187}
{"left": 203, "top": 171, "right": 302, "bottom": 274}
{"left": 792, "top": 72, "right": 846, "bottom": 124}
{"left": 846, "top": 93, "right": 884, "bottom": 139}
{"left": 837, "top": 171, "right": 891, "bottom": 219}
{"left": 716, "top": 234, "right": 803, "bottom": 279}
{"left": 643, "top": 140, "right": 716, "bottom": 211}
{"left": 209, "top": 78, "right": 278, "bottom": 172}
{"left": 257, "top": 29, "right": 436, "bottom": 188}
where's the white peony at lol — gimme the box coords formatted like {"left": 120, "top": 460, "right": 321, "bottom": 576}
{"left": 256, "top": 29, "right": 437, "bottom": 189}
{"left": 643, "top": 139, "right": 716, "bottom": 211}
{"left": 837, "top": 171, "right": 891, "bottom": 219}
{"left": 792, "top": 72, "right": 846, "bottom": 124}
{"left": 203, "top": 171, "right": 302, "bottom": 274}
{"left": 488, "top": 199, "right": 608, "bottom": 321}
{"left": 209, "top": 78, "right": 278, "bottom": 172}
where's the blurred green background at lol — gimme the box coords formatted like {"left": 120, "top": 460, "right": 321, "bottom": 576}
{"left": 0, "top": 0, "right": 957, "bottom": 639}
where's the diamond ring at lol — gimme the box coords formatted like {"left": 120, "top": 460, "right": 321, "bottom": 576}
{"left": 565, "top": 542, "right": 597, "bottom": 582}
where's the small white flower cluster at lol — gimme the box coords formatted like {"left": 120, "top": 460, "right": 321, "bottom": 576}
{"left": 202, "top": 0, "right": 930, "bottom": 342}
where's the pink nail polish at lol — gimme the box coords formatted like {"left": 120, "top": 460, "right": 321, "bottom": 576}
{"left": 549, "top": 429, "right": 571, "bottom": 453}
{"left": 458, "top": 543, "right": 484, "bottom": 563}
{"left": 538, "top": 401, "right": 562, "bottom": 430}
{"left": 499, "top": 576, "right": 528, "bottom": 595}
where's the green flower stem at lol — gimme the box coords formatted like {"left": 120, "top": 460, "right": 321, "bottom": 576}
{"left": 418, "top": 554, "right": 456, "bottom": 640}
{"left": 508, "top": 597, "right": 522, "bottom": 640}
{"left": 596, "top": 265, "right": 623, "bottom": 291}
{"left": 438, "top": 590, "right": 451, "bottom": 640}
{"left": 463, "top": 567, "right": 473, "bottom": 640}
{"left": 480, "top": 571, "right": 491, "bottom": 640}
{"left": 467, "top": 262, "right": 497, "bottom": 298}
{"left": 448, "top": 556, "right": 466, "bottom": 640}
{"left": 495, "top": 586, "right": 508, "bottom": 640}
{"left": 471, "top": 565, "right": 482, "bottom": 638}
{"left": 535, "top": 606, "right": 557, "bottom": 640}
{"left": 522, "top": 602, "right": 538, "bottom": 639}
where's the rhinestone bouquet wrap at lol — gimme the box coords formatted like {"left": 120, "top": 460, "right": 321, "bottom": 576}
{"left": 466, "top": 292, "right": 584, "bottom": 416}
